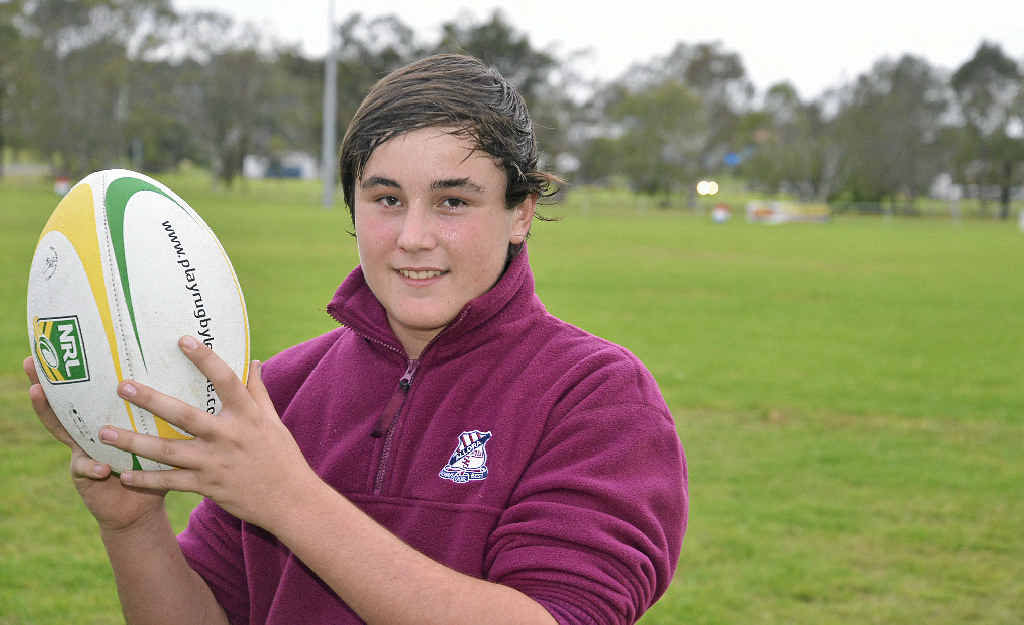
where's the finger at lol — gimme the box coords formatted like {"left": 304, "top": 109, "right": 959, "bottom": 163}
{"left": 119, "top": 467, "right": 200, "bottom": 493}
{"left": 118, "top": 379, "right": 214, "bottom": 439}
{"left": 99, "top": 426, "right": 199, "bottom": 470}
{"left": 70, "top": 446, "right": 113, "bottom": 480}
{"left": 245, "top": 360, "right": 273, "bottom": 409}
{"left": 23, "top": 355, "right": 40, "bottom": 385}
{"left": 178, "top": 336, "right": 253, "bottom": 411}
{"left": 28, "top": 381, "right": 76, "bottom": 448}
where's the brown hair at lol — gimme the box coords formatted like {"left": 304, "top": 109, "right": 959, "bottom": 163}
{"left": 339, "top": 53, "right": 559, "bottom": 228}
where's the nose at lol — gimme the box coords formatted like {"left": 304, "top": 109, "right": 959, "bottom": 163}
{"left": 396, "top": 202, "right": 436, "bottom": 252}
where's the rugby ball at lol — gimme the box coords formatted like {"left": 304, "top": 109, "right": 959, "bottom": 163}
{"left": 27, "top": 169, "right": 249, "bottom": 472}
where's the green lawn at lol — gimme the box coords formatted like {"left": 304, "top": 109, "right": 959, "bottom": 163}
{"left": 1, "top": 173, "right": 1021, "bottom": 624}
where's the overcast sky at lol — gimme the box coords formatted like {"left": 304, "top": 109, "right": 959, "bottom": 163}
{"left": 172, "top": 0, "right": 1024, "bottom": 100}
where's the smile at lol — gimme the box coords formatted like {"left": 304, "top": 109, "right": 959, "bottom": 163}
{"left": 398, "top": 268, "right": 445, "bottom": 280}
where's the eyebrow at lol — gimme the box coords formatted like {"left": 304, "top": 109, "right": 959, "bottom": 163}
{"left": 431, "top": 178, "right": 485, "bottom": 194}
{"left": 360, "top": 176, "right": 400, "bottom": 190}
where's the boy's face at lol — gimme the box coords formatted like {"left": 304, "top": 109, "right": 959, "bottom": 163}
{"left": 354, "top": 127, "right": 535, "bottom": 357}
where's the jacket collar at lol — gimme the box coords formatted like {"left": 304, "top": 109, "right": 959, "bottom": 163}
{"left": 326, "top": 248, "right": 537, "bottom": 360}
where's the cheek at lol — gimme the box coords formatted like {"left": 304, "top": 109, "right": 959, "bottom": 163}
{"left": 355, "top": 229, "right": 389, "bottom": 274}
{"left": 355, "top": 213, "right": 392, "bottom": 246}
{"left": 439, "top": 224, "right": 458, "bottom": 244}
{"left": 463, "top": 224, "right": 515, "bottom": 287}
{"left": 450, "top": 220, "right": 508, "bottom": 262}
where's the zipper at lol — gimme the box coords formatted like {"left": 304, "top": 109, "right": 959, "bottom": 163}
{"left": 329, "top": 306, "right": 471, "bottom": 495}
{"left": 372, "top": 359, "right": 419, "bottom": 493}
{"left": 372, "top": 359, "right": 419, "bottom": 437}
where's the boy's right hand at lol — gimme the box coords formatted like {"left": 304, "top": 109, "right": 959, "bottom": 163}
{"left": 24, "top": 356, "right": 167, "bottom": 533}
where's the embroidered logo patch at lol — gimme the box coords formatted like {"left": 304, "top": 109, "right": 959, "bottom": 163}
{"left": 439, "top": 430, "right": 492, "bottom": 484}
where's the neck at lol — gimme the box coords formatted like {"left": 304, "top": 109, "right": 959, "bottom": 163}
{"left": 388, "top": 320, "right": 440, "bottom": 360}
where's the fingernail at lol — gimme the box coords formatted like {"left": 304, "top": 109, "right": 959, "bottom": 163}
{"left": 119, "top": 382, "right": 137, "bottom": 397}
{"left": 181, "top": 336, "right": 200, "bottom": 350}
{"left": 120, "top": 472, "right": 133, "bottom": 484}
{"left": 99, "top": 428, "right": 118, "bottom": 442}
{"left": 251, "top": 360, "right": 261, "bottom": 376}
{"left": 93, "top": 464, "right": 106, "bottom": 477}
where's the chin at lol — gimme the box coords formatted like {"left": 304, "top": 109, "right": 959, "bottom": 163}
{"left": 392, "top": 308, "right": 455, "bottom": 332}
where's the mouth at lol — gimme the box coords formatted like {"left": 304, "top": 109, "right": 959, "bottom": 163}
{"left": 397, "top": 268, "right": 446, "bottom": 281}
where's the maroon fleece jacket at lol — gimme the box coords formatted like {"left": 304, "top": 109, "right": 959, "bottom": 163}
{"left": 178, "top": 249, "right": 688, "bottom": 624}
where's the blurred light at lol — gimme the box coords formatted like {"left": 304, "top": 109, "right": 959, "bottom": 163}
{"left": 696, "top": 180, "right": 719, "bottom": 196}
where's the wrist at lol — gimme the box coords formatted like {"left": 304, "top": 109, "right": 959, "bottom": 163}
{"left": 254, "top": 466, "right": 333, "bottom": 537}
{"left": 97, "top": 501, "right": 169, "bottom": 540}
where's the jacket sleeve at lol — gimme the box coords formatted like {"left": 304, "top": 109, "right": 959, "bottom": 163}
{"left": 484, "top": 357, "right": 688, "bottom": 625}
{"left": 178, "top": 498, "right": 250, "bottom": 625}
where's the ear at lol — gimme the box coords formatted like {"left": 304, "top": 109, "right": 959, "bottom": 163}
{"left": 509, "top": 194, "right": 537, "bottom": 245}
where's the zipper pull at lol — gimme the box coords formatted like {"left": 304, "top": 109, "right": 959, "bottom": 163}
{"left": 371, "top": 359, "right": 419, "bottom": 437}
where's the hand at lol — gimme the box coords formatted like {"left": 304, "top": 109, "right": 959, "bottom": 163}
{"left": 98, "top": 336, "right": 319, "bottom": 532}
{"left": 23, "top": 356, "right": 167, "bottom": 533}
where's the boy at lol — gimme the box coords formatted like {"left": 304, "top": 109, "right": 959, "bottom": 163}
{"left": 26, "top": 53, "right": 687, "bottom": 625}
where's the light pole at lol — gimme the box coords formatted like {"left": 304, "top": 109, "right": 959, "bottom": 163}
{"left": 321, "top": 0, "right": 337, "bottom": 207}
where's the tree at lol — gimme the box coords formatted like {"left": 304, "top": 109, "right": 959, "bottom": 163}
{"left": 9, "top": 0, "right": 176, "bottom": 177}
{"left": 580, "top": 41, "right": 752, "bottom": 198}
{"left": 193, "top": 49, "right": 294, "bottom": 185}
{"left": 434, "top": 10, "right": 555, "bottom": 102}
{"left": 651, "top": 42, "right": 754, "bottom": 177}
{"left": 333, "top": 12, "right": 424, "bottom": 139}
{"left": 431, "top": 9, "right": 571, "bottom": 167}
{"left": 120, "top": 57, "right": 201, "bottom": 172}
{"left": 169, "top": 10, "right": 303, "bottom": 185}
{"left": 0, "top": 0, "right": 25, "bottom": 176}
{"left": 275, "top": 47, "right": 326, "bottom": 165}
{"left": 737, "top": 82, "right": 843, "bottom": 200}
{"left": 829, "top": 54, "right": 951, "bottom": 206}
{"left": 587, "top": 80, "right": 706, "bottom": 197}
{"left": 951, "top": 42, "right": 1023, "bottom": 218}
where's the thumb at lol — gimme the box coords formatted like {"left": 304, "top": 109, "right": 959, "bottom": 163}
{"left": 245, "top": 360, "right": 274, "bottom": 410}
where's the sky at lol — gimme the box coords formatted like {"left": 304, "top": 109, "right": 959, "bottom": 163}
{"left": 172, "top": 0, "right": 1024, "bottom": 100}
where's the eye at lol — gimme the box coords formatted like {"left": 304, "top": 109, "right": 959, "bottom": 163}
{"left": 376, "top": 195, "right": 401, "bottom": 208}
{"left": 440, "top": 197, "right": 467, "bottom": 211}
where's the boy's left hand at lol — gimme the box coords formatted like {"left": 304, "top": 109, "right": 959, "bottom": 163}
{"left": 100, "top": 336, "right": 318, "bottom": 531}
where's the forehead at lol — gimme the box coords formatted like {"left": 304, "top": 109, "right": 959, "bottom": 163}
{"left": 361, "top": 127, "right": 506, "bottom": 185}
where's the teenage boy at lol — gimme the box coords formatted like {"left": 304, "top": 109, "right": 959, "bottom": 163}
{"left": 25, "top": 53, "right": 687, "bottom": 625}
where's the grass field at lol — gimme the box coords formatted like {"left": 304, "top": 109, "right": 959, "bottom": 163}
{"left": 1, "top": 172, "right": 1022, "bottom": 624}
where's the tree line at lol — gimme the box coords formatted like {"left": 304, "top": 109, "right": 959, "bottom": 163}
{"left": 2, "top": 0, "right": 1022, "bottom": 218}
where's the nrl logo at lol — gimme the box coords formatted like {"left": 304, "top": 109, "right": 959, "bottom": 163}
{"left": 439, "top": 430, "right": 492, "bottom": 484}
{"left": 33, "top": 315, "right": 90, "bottom": 384}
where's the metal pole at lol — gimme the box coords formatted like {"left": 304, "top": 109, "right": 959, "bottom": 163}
{"left": 321, "top": 0, "right": 337, "bottom": 207}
